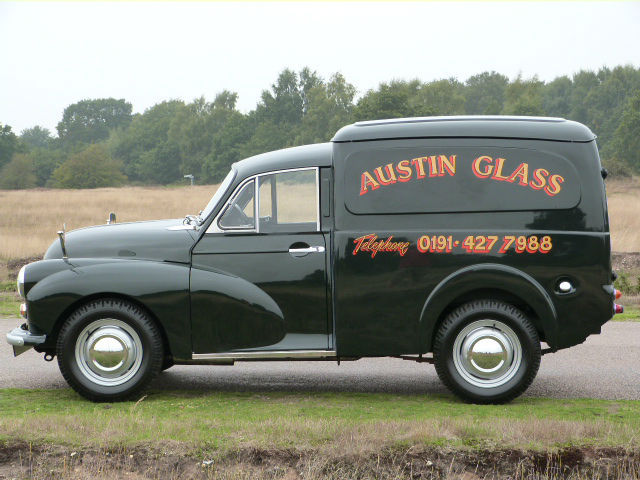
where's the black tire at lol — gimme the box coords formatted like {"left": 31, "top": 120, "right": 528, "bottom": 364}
{"left": 56, "top": 298, "right": 163, "bottom": 402}
{"left": 433, "top": 300, "right": 541, "bottom": 404}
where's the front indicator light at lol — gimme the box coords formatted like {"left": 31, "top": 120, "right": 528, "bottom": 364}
{"left": 19, "top": 303, "right": 27, "bottom": 318}
{"left": 614, "top": 304, "right": 624, "bottom": 315}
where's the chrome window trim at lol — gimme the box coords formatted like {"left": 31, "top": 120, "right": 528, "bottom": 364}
{"left": 207, "top": 167, "right": 320, "bottom": 235}
{"left": 208, "top": 177, "right": 257, "bottom": 234}
{"left": 315, "top": 168, "right": 320, "bottom": 232}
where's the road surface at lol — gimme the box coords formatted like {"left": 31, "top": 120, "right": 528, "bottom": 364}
{"left": 2, "top": 318, "right": 639, "bottom": 399}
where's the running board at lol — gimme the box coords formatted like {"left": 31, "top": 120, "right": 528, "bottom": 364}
{"left": 185, "top": 349, "right": 338, "bottom": 365}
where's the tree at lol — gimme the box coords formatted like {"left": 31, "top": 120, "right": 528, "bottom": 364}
{"left": 240, "top": 119, "right": 290, "bottom": 159}
{"left": 502, "top": 75, "right": 545, "bottom": 116}
{"left": 0, "top": 123, "right": 21, "bottom": 170}
{"left": 201, "top": 112, "right": 253, "bottom": 183}
{"left": 354, "top": 80, "right": 419, "bottom": 121}
{"left": 52, "top": 144, "right": 126, "bottom": 188}
{"left": 0, "top": 153, "right": 37, "bottom": 189}
{"left": 611, "top": 92, "right": 640, "bottom": 171}
{"left": 138, "top": 142, "right": 182, "bottom": 184}
{"left": 295, "top": 72, "right": 356, "bottom": 144}
{"left": 57, "top": 98, "right": 133, "bottom": 146}
{"left": 543, "top": 76, "right": 573, "bottom": 118}
{"left": 20, "top": 126, "right": 53, "bottom": 150}
{"left": 168, "top": 93, "right": 242, "bottom": 180}
{"left": 256, "top": 69, "right": 304, "bottom": 125}
{"left": 30, "top": 148, "right": 66, "bottom": 186}
{"left": 212, "top": 90, "right": 238, "bottom": 110}
{"left": 464, "top": 71, "right": 509, "bottom": 115}
{"left": 109, "top": 100, "right": 186, "bottom": 181}
{"left": 299, "top": 67, "right": 323, "bottom": 115}
{"left": 582, "top": 66, "right": 640, "bottom": 151}
{"left": 412, "top": 78, "right": 465, "bottom": 116}
{"left": 568, "top": 70, "right": 600, "bottom": 124}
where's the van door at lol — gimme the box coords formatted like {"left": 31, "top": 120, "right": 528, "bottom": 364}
{"left": 190, "top": 168, "right": 330, "bottom": 353}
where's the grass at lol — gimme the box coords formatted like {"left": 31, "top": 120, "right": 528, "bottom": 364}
{"left": 0, "top": 177, "right": 639, "bottom": 261}
{"left": 607, "top": 177, "right": 640, "bottom": 252}
{"left": 0, "top": 185, "right": 220, "bottom": 261}
{"left": 2, "top": 389, "right": 640, "bottom": 454}
{"left": 0, "top": 281, "right": 20, "bottom": 318}
{"left": 613, "top": 307, "right": 640, "bottom": 322}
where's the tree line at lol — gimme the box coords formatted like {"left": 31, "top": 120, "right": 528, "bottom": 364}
{"left": 1, "top": 65, "right": 639, "bottom": 189}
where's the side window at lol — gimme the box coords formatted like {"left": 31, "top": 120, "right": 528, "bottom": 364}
{"left": 259, "top": 169, "right": 318, "bottom": 232}
{"left": 218, "top": 179, "right": 255, "bottom": 230}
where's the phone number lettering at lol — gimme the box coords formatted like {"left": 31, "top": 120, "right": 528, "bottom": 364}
{"left": 352, "top": 234, "right": 552, "bottom": 258}
{"left": 416, "top": 235, "right": 552, "bottom": 254}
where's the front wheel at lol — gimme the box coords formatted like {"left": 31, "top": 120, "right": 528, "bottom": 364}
{"left": 56, "top": 299, "right": 163, "bottom": 402}
{"left": 433, "top": 300, "right": 541, "bottom": 404}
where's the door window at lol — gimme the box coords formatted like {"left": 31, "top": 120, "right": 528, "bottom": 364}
{"left": 259, "top": 169, "right": 318, "bottom": 233}
{"left": 213, "top": 168, "right": 319, "bottom": 233}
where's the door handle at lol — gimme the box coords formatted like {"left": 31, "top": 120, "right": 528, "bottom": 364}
{"left": 288, "top": 246, "right": 325, "bottom": 254}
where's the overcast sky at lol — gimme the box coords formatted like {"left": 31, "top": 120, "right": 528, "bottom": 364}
{"left": 1, "top": 1, "right": 639, "bottom": 135}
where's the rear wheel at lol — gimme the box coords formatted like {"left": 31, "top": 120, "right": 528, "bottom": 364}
{"left": 433, "top": 300, "right": 541, "bottom": 404}
{"left": 56, "top": 299, "right": 163, "bottom": 402}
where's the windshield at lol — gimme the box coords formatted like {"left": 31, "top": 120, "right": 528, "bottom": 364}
{"left": 199, "top": 169, "right": 236, "bottom": 222}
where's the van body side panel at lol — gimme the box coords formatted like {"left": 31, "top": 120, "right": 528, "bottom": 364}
{"left": 332, "top": 139, "right": 612, "bottom": 357}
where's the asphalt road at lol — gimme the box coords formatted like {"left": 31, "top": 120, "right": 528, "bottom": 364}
{"left": 2, "top": 318, "right": 639, "bottom": 400}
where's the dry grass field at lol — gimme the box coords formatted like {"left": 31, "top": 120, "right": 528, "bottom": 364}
{"left": 0, "top": 178, "right": 639, "bottom": 261}
{"left": 606, "top": 178, "right": 640, "bottom": 252}
{"left": 0, "top": 185, "right": 219, "bottom": 260}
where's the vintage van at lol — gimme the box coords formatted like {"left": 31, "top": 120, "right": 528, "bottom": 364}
{"left": 7, "top": 116, "right": 622, "bottom": 403}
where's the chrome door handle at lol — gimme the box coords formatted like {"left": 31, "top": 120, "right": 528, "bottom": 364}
{"left": 288, "top": 246, "right": 325, "bottom": 254}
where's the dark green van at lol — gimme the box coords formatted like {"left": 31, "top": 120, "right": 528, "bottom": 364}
{"left": 7, "top": 116, "right": 622, "bottom": 403}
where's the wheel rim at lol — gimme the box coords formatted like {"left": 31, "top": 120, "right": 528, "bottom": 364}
{"left": 75, "top": 319, "right": 143, "bottom": 387}
{"left": 452, "top": 319, "right": 522, "bottom": 388}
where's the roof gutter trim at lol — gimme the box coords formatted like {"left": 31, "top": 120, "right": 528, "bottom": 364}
{"left": 332, "top": 135, "right": 597, "bottom": 144}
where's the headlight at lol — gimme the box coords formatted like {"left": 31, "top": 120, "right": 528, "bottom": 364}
{"left": 17, "top": 265, "right": 26, "bottom": 297}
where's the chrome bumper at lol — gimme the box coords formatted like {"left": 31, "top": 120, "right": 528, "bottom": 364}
{"left": 6, "top": 326, "right": 46, "bottom": 356}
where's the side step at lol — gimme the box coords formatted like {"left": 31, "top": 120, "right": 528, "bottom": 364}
{"left": 184, "top": 350, "right": 338, "bottom": 365}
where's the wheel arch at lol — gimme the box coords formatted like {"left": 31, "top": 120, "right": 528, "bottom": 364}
{"left": 43, "top": 293, "right": 173, "bottom": 363}
{"left": 27, "top": 260, "right": 191, "bottom": 360}
{"left": 419, "top": 263, "right": 558, "bottom": 352}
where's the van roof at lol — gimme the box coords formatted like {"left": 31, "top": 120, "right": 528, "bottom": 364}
{"left": 233, "top": 142, "right": 332, "bottom": 178}
{"left": 331, "top": 116, "right": 596, "bottom": 143}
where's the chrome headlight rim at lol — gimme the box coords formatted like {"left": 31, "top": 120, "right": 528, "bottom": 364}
{"left": 17, "top": 265, "right": 26, "bottom": 298}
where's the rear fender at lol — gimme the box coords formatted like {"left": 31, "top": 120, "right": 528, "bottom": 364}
{"left": 419, "top": 263, "right": 558, "bottom": 352}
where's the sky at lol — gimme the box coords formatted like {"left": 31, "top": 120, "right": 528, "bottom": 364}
{"left": 1, "top": 1, "right": 639, "bottom": 135}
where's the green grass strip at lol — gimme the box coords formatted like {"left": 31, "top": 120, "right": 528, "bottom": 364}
{"left": 1, "top": 389, "right": 639, "bottom": 454}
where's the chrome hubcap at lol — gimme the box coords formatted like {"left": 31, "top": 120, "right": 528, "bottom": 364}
{"left": 452, "top": 320, "right": 522, "bottom": 388}
{"left": 75, "top": 319, "right": 143, "bottom": 386}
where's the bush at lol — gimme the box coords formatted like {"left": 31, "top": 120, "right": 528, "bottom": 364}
{"left": 602, "top": 157, "right": 633, "bottom": 178}
{"left": 614, "top": 272, "right": 640, "bottom": 295}
{"left": 0, "top": 153, "right": 37, "bottom": 189}
{"left": 52, "top": 144, "right": 126, "bottom": 188}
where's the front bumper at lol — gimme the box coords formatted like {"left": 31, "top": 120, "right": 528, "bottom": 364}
{"left": 6, "top": 324, "right": 46, "bottom": 356}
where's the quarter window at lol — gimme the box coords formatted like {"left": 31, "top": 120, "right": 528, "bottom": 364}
{"left": 218, "top": 179, "right": 255, "bottom": 230}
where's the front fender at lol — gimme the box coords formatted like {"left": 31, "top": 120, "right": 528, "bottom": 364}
{"left": 26, "top": 259, "right": 191, "bottom": 359}
{"left": 419, "top": 263, "right": 558, "bottom": 352}
{"left": 190, "top": 266, "right": 285, "bottom": 352}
